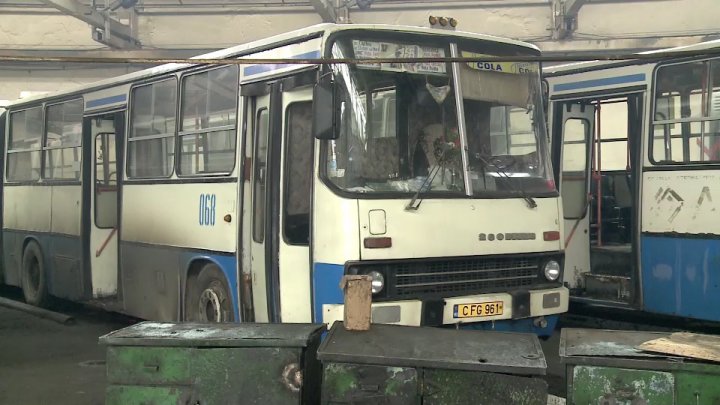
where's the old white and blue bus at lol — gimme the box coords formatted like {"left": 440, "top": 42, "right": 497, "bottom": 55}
{"left": 546, "top": 40, "right": 720, "bottom": 323}
{"left": 0, "top": 23, "right": 567, "bottom": 334}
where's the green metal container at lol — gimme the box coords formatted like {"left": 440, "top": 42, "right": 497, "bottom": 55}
{"left": 99, "top": 322, "right": 325, "bottom": 405}
{"left": 317, "top": 322, "right": 548, "bottom": 405}
{"left": 560, "top": 328, "right": 720, "bottom": 405}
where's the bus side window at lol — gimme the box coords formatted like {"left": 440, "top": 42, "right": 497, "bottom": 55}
{"left": 283, "top": 101, "right": 313, "bottom": 245}
{"left": 7, "top": 106, "right": 43, "bottom": 182}
{"left": 128, "top": 79, "right": 177, "bottom": 178}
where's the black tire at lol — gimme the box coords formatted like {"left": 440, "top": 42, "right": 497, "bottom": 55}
{"left": 185, "top": 263, "right": 234, "bottom": 322}
{"left": 21, "top": 242, "right": 50, "bottom": 307}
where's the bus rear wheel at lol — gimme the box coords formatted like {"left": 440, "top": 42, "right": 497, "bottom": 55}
{"left": 185, "top": 263, "right": 234, "bottom": 323}
{"left": 21, "top": 242, "right": 49, "bottom": 307}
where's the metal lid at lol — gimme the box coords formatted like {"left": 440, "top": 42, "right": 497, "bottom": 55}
{"left": 99, "top": 322, "right": 325, "bottom": 348}
{"left": 317, "top": 322, "right": 546, "bottom": 375}
{"left": 560, "top": 328, "right": 670, "bottom": 359}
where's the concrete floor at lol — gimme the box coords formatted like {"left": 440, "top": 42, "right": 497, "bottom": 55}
{"left": 0, "top": 287, "right": 568, "bottom": 404}
{"left": 0, "top": 288, "right": 134, "bottom": 405}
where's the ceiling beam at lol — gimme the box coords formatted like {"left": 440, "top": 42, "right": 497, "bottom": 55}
{"left": 309, "top": 0, "right": 336, "bottom": 22}
{"left": 37, "top": 0, "right": 140, "bottom": 48}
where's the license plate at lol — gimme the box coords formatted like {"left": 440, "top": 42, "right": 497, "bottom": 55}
{"left": 453, "top": 301, "right": 504, "bottom": 318}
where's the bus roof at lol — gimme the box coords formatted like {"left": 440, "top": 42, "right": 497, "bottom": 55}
{"left": 543, "top": 37, "right": 720, "bottom": 76}
{"left": 7, "top": 23, "right": 538, "bottom": 109}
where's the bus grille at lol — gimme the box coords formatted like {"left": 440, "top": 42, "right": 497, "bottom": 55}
{"left": 391, "top": 257, "right": 539, "bottom": 299}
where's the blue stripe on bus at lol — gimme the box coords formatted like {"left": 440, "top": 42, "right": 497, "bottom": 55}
{"left": 553, "top": 73, "right": 646, "bottom": 92}
{"left": 243, "top": 50, "right": 322, "bottom": 77}
{"left": 641, "top": 235, "right": 720, "bottom": 322}
{"left": 85, "top": 94, "right": 127, "bottom": 109}
{"left": 181, "top": 253, "right": 240, "bottom": 321}
{"left": 312, "top": 262, "right": 345, "bottom": 323}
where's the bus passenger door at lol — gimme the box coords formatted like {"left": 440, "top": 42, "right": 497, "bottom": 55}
{"left": 276, "top": 84, "right": 313, "bottom": 323}
{"left": 556, "top": 102, "right": 595, "bottom": 291}
{"left": 244, "top": 93, "right": 271, "bottom": 322}
{"left": 241, "top": 76, "right": 314, "bottom": 324}
{"left": 84, "top": 112, "right": 123, "bottom": 298}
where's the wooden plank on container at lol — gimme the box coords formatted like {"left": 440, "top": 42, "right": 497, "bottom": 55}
{"left": 339, "top": 275, "right": 371, "bottom": 331}
{"left": 637, "top": 332, "right": 720, "bottom": 363}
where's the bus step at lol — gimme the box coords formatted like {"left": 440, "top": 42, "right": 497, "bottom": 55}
{"left": 582, "top": 273, "right": 632, "bottom": 303}
{"left": 590, "top": 244, "right": 633, "bottom": 277}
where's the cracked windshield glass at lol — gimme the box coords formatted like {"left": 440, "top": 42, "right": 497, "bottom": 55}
{"left": 325, "top": 37, "right": 555, "bottom": 196}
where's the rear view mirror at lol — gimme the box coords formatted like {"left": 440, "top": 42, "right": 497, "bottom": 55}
{"left": 313, "top": 74, "right": 338, "bottom": 140}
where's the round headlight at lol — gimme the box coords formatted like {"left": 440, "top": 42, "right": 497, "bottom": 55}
{"left": 367, "top": 270, "right": 385, "bottom": 294}
{"left": 543, "top": 260, "right": 561, "bottom": 281}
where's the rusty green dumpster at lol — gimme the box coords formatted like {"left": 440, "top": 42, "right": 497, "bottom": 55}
{"left": 317, "top": 321, "right": 548, "bottom": 404}
{"left": 560, "top": 328, "right": 720, "bottom": 405}
{"left": 99, "top": 322, "right": 325, "bottom": 405}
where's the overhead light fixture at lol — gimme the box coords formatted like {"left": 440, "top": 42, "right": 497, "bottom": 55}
{"left": 429, "top": 15, "right": 458, "bottom": 29}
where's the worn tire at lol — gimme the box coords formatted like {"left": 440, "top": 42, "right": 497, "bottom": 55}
{"left": 185, "top": 263, "right": 234, "bottom": 322}
{"left": 21, "top": 242, "right": 50, "bottom": 307}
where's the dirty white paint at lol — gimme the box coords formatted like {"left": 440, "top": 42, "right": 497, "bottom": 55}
{"left": 642, "top": 171, "right": 720, "bottom": 234}
{"left": 546, "top": 395, "right": 566, "bottom": 405}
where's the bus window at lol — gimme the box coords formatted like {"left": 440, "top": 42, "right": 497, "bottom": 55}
{"left": 562, "top": 118, "right": 590, "bottom": 219}
{"left": 179, "top": 66, "right": 239, "bottom": 176}
{"left": 7, "top": 106, "right": 42, "bottom": 182}
{"left": 253, "top": 108, "right": 269, "bottom": 243}
{"left": 283, "top": 101, "right": 313, "bottom": 245}
{"left": 598, "top": 100, "right": 628, "bottom": 171}
{"left": 652, "top": 61, "right": 720, "bottom": 163}
{"left": 44, "top": 99, "right": 82, "bottom": 180}
{"left": 128, "top": 78, "right": 177, "bottom": 178}
{"left": 95, "top": 133, "right": 117, "bottom": 228}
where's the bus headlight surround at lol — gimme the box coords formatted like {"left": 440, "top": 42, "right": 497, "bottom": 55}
{"left": 543, "top": 260, "right": 561, "bottom": 281}
{"left": 368, "top": 270, "right": 385, "bottom": 294}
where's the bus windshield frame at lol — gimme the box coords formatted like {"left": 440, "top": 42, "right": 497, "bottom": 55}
{"left": 320, "top": 31, "right": 557, "bottom": 199}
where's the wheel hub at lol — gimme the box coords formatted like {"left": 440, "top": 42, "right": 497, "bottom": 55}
{"left": 199, "top": 288, "right": 222, "bottom": 322}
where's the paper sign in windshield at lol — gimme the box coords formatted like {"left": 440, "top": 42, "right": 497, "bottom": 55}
{"left": 461, "top": 51, "right": 538, "bottom": 74}
{"left": 352, "top": 40, "right": 446, "bottom": 75}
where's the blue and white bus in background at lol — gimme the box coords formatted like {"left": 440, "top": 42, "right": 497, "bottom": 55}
{"left": 0, "top": 23, "right": 567, "bottom": 335}
{"left": 546, "top": 39, "right": 720, "bottom": 323}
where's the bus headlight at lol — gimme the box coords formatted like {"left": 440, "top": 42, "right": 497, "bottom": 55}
{"left": 543, "top": 260, "right": 561, "bottom": 281}
{"left": 368, "top": 270, "right": 385, "bottom": 294}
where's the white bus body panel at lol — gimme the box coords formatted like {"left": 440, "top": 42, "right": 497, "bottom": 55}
{"left": 642, "top": 171, "right": 720, "bottom": 234}
{"left": 50, "top": 186, "right": 82, "bottom": 236}
{"left": 4, "top": 186, "right": 52, "bottom": 232}
{"left": 121, "top": 182, "right": 237, "bottom": 252}
{"left": 358, "top": 198, "right": 562, "bottom": 260}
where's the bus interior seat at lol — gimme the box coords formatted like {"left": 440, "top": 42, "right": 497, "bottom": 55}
{"left": 364, "top": 137, "right": 399, "bottom": 180}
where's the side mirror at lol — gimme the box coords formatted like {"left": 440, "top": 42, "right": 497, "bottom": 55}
{"left": 312, "top": 74, "right": 338, "bottom": 140}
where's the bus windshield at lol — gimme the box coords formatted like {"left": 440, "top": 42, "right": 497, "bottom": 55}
{"left": 323, "top": 36, "right": 555, "bottom": 197}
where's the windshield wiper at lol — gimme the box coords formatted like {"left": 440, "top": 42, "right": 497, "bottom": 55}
{"left": 474, "top": 154, "right": 537, "bottom": 209}
{"left": 405, "top": 163, "right": 442, "bottom": 211}
{"left": 405, "top": 143, "right": 453, "bottom": 211}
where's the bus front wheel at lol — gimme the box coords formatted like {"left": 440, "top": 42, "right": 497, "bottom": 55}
{"left": 185, "top": 263, "right": 234, "bottom": 322}
{"left": 21, "top": 242, "right": 49, "bottom": 307}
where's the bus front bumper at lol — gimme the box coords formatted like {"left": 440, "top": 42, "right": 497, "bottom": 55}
{"left": 322, "top": 286, "right": 568, "bottom": 327}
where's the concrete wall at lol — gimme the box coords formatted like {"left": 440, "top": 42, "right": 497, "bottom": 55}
{"left": 0, "top": 0, "right": 717, "bottom": 100}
